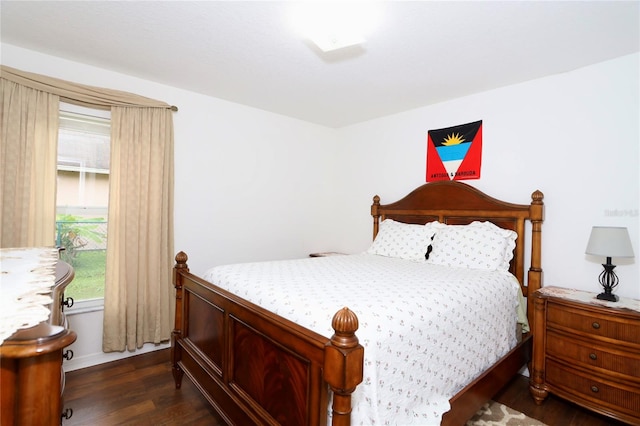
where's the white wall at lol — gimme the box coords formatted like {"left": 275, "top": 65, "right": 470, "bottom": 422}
{"left": 334, "top": 53, "right": 640, "bottom": 300}
{"left": 171, "top": 90, "right": 341, "bottom": 274}
{"left": 2, "top": 44, "right": 638, "bottom": 370}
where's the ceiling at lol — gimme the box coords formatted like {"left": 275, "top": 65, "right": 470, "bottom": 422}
{"left": 1, "top": 1, "right": 638, "bottom": 128}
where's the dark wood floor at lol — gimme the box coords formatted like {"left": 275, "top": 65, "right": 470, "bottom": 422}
{"left": 492, "top": 375, "right": 628, "bottom": 426}
{"left": 64, "top": 349, "right": 226, "bottom": 425}
{"left": 64, "top": 349, "right": 629, "bottom": 425}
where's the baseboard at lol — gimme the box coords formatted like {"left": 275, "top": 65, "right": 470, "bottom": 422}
{"left": 64, "top": 341, "right": 170, "bottom": 372}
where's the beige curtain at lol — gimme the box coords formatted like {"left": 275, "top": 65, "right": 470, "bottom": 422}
{"left": 1, "top": 65, "right": 175, "bottom": 351}
{"left": 0, "top": 79, "right": 59, "bottom": 247}
{"left": 102, "top": 107, "right": 175, "bottom": 352}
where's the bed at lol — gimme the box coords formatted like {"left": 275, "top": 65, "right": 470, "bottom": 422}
{"left": 171, "top": 180, "right": 544, "bottom": 425}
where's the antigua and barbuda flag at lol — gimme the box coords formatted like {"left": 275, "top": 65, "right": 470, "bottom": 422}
{"left": 426, "top": 120, "right": 482, "bottom": 182}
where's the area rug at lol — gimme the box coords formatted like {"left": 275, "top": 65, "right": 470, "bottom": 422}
{"left": 466, "top": 400, "right": 548, "bottom": 426}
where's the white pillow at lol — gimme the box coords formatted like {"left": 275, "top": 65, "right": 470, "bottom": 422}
{"left": 367, "top": 219, "right": 435, "bottom": 261}
{"left": 426, "top": 221, "right": 517, "bottom": 271}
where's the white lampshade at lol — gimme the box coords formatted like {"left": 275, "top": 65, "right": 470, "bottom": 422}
{"left": 585, "top": 226, "right": 635, "bottom": 258}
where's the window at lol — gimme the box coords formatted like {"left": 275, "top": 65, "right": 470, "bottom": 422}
{"left": 56, "top": 104, "right": 110, "bottom": 308}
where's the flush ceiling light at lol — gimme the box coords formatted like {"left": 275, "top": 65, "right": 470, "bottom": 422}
{"left": 291, "top": 2, "right": 380, "bottom": 52}
{"left": 308, "top": 27, "right": 365, "bottom": 52}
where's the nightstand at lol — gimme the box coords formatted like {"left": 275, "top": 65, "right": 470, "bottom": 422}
{"left": 529, "top": 286, "right": 640, "bottom": 425}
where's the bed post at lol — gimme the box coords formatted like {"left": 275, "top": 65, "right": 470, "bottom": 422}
{"left": 171, "top": 251, "right": 189, "bottom": 389}
{"left": 527, "top": 190, "right": 544, "bottom": 326}
{"left": 324, "top": 307, "right": 364, "bottom": 426}
{"left": 529, "top": 294, "right": 548, "bottom": 404}
{"left": 371, "top": 195, "right": 381, "bottom": 240}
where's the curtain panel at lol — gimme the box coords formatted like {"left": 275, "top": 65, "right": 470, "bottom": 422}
{"left": 103, "top": 107, "right": 175, "bottom": 351}
{"left": 0, "top": 79, "right": 59, "bottom": 247}
{"left": 0, "top": 65, "right": 175, "bottom": 351}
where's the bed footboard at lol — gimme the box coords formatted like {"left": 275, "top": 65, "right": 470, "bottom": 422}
{"left": 171, "top": 252, "right": 363, "bottom": 426}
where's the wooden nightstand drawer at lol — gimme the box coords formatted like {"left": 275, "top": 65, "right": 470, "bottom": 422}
{"left": 546, "top": 331, "right": 640, "bottom": 380}
{"left": 547, "top": 302, "right": 640, "bottom": 345}
{"left": 546, "top": 359, "right": 640, "bottom": 418}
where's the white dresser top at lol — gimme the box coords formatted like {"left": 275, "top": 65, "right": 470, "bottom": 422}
{"left": 539, "top": 285, "right": 640, "bottom": 314}
{"left": 0, "top": 247, "right": 58, "bottom": 344}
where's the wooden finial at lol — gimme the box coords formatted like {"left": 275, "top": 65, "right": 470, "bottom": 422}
{"left": 330, "top": 307, "right": 360, "bottom": 349}
{"left": 531, "top": 190, "right": 544, "bottom": 204}
{"left": 175, "top": 251, "right": 188, "bottom": 268}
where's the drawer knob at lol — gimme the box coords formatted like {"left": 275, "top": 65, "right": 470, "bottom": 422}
{"left": 61, "top": 408, "right": 73, "bottom": 421}
{"left": 591, "top": 385, "right": 599, "bottom": 393}
{"left": 591, "top": 322, "right": 600, "bottom": 329}
{"left": 63, "top": 349, "right": 74, "bottom": 361}
{"left": 589, "top": 353, "right": 597, "bottom": 360}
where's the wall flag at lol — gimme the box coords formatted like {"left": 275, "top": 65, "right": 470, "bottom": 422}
{"left": 426, "top": 120, "right": 482, "bottom": 182}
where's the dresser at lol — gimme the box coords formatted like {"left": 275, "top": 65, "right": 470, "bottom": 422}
{"left": 529, "top": 286, "right": 640, "bottom": 425}
{"left": 0, "top": 258, "right": 77, "bottom": 425}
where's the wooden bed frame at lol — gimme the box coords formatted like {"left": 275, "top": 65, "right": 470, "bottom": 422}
{"left": 171, "top": 181, "right": 544, "bottom": 426}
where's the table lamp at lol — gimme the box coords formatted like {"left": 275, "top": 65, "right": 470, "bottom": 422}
{"left": 585, "top": 226, "right": 635, "bottom": 302}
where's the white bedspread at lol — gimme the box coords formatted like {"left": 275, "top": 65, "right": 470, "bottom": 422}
{"left": 204, "top": 253, "right": 522, "bottom": 425}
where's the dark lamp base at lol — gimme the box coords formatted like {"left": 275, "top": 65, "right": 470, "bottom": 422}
{"left": 596, "top": 260, "right": 620, "bottom": 302}
{"left": 597, "top": 292, "right": 619, "bottom": 302}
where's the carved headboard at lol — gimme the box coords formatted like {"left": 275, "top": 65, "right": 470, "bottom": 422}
{"left": 371, "top": 181, "right": 544, "bottom": 325}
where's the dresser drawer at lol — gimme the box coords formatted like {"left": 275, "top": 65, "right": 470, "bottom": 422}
{"left": 546, "top": 359, "right": 640, "bottom": 418}
{"left": 547, "top": 302, "right": 640, "bottom": 345}
{"left": 546, "top": 331, "right": 640, "bottom": 380}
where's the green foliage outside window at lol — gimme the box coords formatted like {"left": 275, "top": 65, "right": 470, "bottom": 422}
{"left": 56, "top": 214, "right": 107, "bottom": 301}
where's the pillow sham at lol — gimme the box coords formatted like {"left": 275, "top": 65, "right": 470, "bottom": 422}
{"left": 426, "top": 221, "right": 517, "bottom": 271}
{"left": 367, "top": 219, "right": 436, "bottom": 261}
